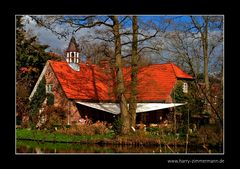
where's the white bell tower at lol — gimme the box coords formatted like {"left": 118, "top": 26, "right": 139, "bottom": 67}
{"left": 66, "top": 36, "right": 80, "bottom": 71}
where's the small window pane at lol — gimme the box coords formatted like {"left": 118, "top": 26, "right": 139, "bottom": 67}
{"left": 183, "top": 82, "right": 188, "bottom": 93}
{"left": 46, "top": 84, "right": 53, "bottom": 93}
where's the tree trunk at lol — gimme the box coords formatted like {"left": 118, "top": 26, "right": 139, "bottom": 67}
{"left": 201, "top": 17, "right": 212, "bottom": 120}
{"left": 203, "top": 17, "right": 210, "bottom": 93}
{"left": 112, "top": 16, "right": 130, "bottom": 134}
{"left": 191, "top": 16, "right": 211, "bottom": 115}
{"left": 129, "top": 16, "right": 138, "bottom": 129}
{"left": 195, "top": 53, "right": 200, "bottom": 77}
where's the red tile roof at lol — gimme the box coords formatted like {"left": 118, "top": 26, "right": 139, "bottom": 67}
{"left": 170, "top": 63, "right": 193, "bottom": 79}
{"left": 48, "top": 60, "right": 193, "bottom": 102}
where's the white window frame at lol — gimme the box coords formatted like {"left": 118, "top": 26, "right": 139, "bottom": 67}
{"left": 183, "top": 82, "right": 188, "bottom": 93}
{"left": 46, "top": 84, "right": 53, "bottom": 93}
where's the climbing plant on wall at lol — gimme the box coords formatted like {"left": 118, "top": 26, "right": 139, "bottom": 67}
{"left": 171, "top": 80, "right": 190, "bottom": 133}
{"left": 29, "top": 76, "right": 46, "bottom": 126}
{"left": 171, "top": 81, "right": 189, "bottom": 109}
{"left": 47, "top": 93, "right": 54, "bottom": 105}
{"left": 172, "top": 81, "right": 205, "bottom": 115}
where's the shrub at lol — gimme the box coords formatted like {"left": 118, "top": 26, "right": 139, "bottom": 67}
{"left": 38, "top": 106, "right": 66, "bottom": 130}
{"left": 92, "top": 121, "right": 109, "bottom": 135}
{"left": 112, "top": 117, "right": 122, "bottom": 135}
{"left": 65, "top": 125, "right": 95, "bottom": 135}
{"left": 16, "top": 97, "right": 31, "bottom": 127}
{"left": 60, "top": 121, "right": 109, "bottom": 136}
{"left": 146, "top": 127, "right": 159, "bottom": 135}
{"left": 195, "top": 124, "right": 223, "bottom": 146}
{"left": 21, "top": 120, "right": 30, "bottom": 128}
{"left": 16, "top": 116, "right": 22, "bottom": 125}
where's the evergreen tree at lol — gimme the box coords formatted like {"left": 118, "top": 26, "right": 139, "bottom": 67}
{"left": 16, "top": 16, "right": 51, "bottom": 94}
{"left": 16, "top": 16, "right": 51, "bottom": 125}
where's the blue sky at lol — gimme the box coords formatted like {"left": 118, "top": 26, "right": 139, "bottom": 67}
{"left": 22, "top": 15, "right": 223, "bottom": 52}
{"left": 21, "top": 15, "right": 223, "bottom": 73}
{"left": 22, "top": 16, "right": 187, "bottom": 50}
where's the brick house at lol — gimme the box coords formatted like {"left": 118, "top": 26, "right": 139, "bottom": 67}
{"left": 29, "top": 37, "right": 193, "bottom": 126}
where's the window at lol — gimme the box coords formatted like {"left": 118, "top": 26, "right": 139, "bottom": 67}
{"left": 183, "top": 82, "right": 188, "bottom": 93}
{"left": 46, "top": 84, "right": 53, "bottom": 93}
{"left": 70, "top": 52, "right": 74, "bottom": 62}
{"left": 70, "top": 56, "right": 74, "bottom": 63}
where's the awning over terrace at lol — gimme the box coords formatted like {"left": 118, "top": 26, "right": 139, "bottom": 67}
{"left": 76, "top": 101, "right": 186, "bottom": 115}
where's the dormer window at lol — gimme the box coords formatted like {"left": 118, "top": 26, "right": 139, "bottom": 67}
{"left": 183, "top": 82, "right": 188, "bottom": 93}
{"left": 46, "top": 84, "right": 53, "bottom": 93}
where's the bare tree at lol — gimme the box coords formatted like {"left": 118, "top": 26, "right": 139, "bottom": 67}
{"left": 156, "top": 16, "right": 223, "bottom": 127}
{"left": 190, "top": 16, "right": 223, "bottom": 125}
{"left": 191, "top": 16, "right": 210, "bottom": 93}
{"left": 110, "top": 16, "right": 130, "bottom": 134}
{"left": 129, "top": 16, "right": 138, "bottom": 129}
{"left": 77, "top": 36, "right": 114, "bottom": 64}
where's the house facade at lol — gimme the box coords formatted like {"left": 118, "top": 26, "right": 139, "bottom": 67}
{"left": 29, "top": 37, "right": 193, "bottom": 126}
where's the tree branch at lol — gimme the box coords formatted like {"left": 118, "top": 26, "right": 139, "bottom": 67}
{"left": 74, "top": 18, "right": 113, "bottom": 32}
{"left": 31, "top": 16, "right": 68, "bottom": 39}
{"left": 94, "top": 37, "right": 114, "bottom": 43}
{"left": 137, "top": 46, "right": 161, "bottom": 54}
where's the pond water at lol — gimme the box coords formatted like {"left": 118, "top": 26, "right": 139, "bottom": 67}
{"left": 16, "top": 140, "right": 222, "bottom": 154}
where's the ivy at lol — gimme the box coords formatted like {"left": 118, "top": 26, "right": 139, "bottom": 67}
{"left": 170, "top": 81, "right": 191, "bottom": 134}
{"left": 171, "top": 81, "right": 207, "bottom": 133}
{"left": 112, "top": 116, "right": 122, "bottom": 135}
{"left": 29, "top": 76, "right": 46, "bottom": 125}
{"left": 47, "top": 93, "right": 54, "bottom": 105}
{"left": 172, "top": 81, "right": 205, "bottom": 115}
{"left": 171, "top": 81, "right": 189, "bottom": 104}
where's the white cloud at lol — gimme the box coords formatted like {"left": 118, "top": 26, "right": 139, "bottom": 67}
{"left": 21, "top": 16, "right": 108, "bottom": 54}
{"left": 22, "top": 16, "right": 68, "bottom": 52}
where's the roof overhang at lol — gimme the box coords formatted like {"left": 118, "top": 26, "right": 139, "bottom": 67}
{"left": 76, "top": 101, "right": 187, "bottom": 115}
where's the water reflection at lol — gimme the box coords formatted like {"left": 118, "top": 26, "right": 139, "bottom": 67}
{"left": 16, "top": 140, "right": 221, "bottom": 154}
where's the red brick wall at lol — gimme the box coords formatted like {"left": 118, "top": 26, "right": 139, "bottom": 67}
{"left": 44, "top": 64, "right": 81, "bottom": 124}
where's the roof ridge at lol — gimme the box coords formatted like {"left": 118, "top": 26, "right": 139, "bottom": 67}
{"left": 170, "top": 63, "right": 177, "bottom": 78}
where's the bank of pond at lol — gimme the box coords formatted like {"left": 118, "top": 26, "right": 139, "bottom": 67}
{"left": 16, "top": 128, "right": 223, "bottom": 153}
{"left": 17, "top": 140, "right": 221, "bottom": 153}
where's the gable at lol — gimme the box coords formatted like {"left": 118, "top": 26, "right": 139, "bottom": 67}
{"left": 29, "top": 61, "right": 49, "bottom": 101}
{"left": 49, "top": 60, "right": 115, "bottom": 101}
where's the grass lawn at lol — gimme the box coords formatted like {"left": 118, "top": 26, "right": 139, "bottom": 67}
{"left": 16, "top": 128, "right": 114, "bottom": 143}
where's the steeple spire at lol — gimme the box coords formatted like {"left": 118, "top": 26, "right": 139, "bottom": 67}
{"left": 66, "top": 36, "right": 79, "bottom": 52}
{"left": 66, "top": 36, "right": 80, "bottom": 64}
